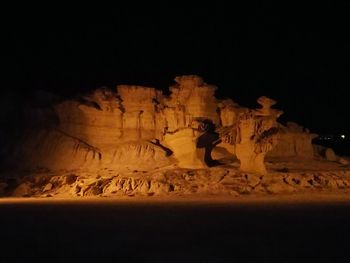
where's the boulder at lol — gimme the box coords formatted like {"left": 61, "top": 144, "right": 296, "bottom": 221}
{"left": 338, "top": 158, "right": 349, "bottom": 166}
{"left": 43, "top": 183, "right": 53, "bottom": 192}
{"left": 235, "top": 97, "right": 282, "bottom": 174}
{"left": 163, "top": 128, "right": 207, "bottom": 169}
{"left": 266, "top": 182, "right": 295, "bottom": 194}
{"left": 325, "top": 148, "right": 337, "bottom": 161}
{"left": 12, "top": 182, "right": 32, "bottom": 197}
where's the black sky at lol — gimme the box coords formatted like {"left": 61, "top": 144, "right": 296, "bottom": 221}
{"left": 3, "top": 2, "right": 350, "bottom": 134}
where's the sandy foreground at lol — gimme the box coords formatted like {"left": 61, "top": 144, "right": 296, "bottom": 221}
{"left": 1, "top": 192, "right": 350, "bottom": 205}
{"left": 1, "top": 192, "right": 350, "bottom": 262}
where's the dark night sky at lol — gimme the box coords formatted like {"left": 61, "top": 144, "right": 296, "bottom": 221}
{"left": 3, "top": 2, "right": 350, "bottom": 134}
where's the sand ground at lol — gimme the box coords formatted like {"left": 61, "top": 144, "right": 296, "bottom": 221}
{"left": 1, "top": 193, "right": 350, "bottom": 262}
{"left": 1, "top": 192, "right": 350, "bottom": 204}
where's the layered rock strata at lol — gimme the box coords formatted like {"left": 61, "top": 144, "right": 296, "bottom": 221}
{"left": 3, "top": 75, "right": 332, "bottom": 174}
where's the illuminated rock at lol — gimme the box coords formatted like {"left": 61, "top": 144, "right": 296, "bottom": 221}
{"left": 165, "top": 75, "right": 219, "bottom": 125}
{"left": 117, "top": 85, "right": 158, "bottom": 141}
{"left": 218, "top": 99, "right": 240, "bottom": 127}
{"left": 325, "top": 148, "right": 337, "bottom": 161}
{"left": 338, "top": 158, "right": 349, "bottom": 166}
{"left": 4, "top": 74, "right": 344, "bottom": 179}
{"left": 12, "top": 182, "right": 33, "bottom": 197}
{"left": 42, "top": 183, "right": 53, "bottom": 192}
{"left": 4, "top": 167, "right": 350, "bottom": 198}
{"left": 11, "top": 129, "right": 102, "bottom": 170}
{"left": 266, "top": 181, "right": 295, "bottom": 194}
{"left": 163, "top": 128, "right": 207, "bottom": 169}
{"left": 268, "top": 122, "right": 318, "bottom": 159}
{"left": 234, "top": 97, "right": 282, "bottom": 174}
{"left": 107, "top": 141, "right": 173, "bottom": 170}
{"left": 54, "top": 88, "right": 123, "bottom": 149}
{"left": 163, "top": 106, "right": 186, "bottom": 132}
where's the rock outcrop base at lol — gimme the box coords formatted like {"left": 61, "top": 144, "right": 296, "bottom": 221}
{"left": 2, "top": 167, "right": 349, "bottom": 198}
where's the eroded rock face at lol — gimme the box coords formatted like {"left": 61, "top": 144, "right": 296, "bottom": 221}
{"left": 3, "top": 75, "right": 326, "bottom": 174}
{"left": 54, "top": 88, "right": 123, "bottom": 149}
{"left": 234, "top": 97, "right": 282, "bottom": 174}
{"left": 268, "top": 122, "right": 317, "bottom": 159}
{"left": 218, "top": 99, "right": 240, "bottom": 127}
{"left": 2, "top": 169, "right": 350, "bottom": 198}
{"left": 325, "top": 148, "right": 337, "bottom": 161}
{"left": 107, "top": 141, "right": 173, "bottom": 170}
{"left": 10, "top": 129, "right": 102, "bottom": 171}
{"left": 165, "top": 75, "right": 219, "bottom": 125}
{"left": 163, "top": 128, "right": 206, "bottom": 169}
{"left": 117, "top": 85, "right": 158, "bottom": 141}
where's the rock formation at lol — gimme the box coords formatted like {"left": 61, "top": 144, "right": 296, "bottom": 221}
{"left": 164, "top": 75, "right": 219, "bottom": 126}
{"left": 1, "top": 75, "right": 349, "bottom": 199}
{"left": 218, "top": 99, "right": 240, "bottom": 127}
{"left": 268, "top": 122, "right": 318, "bottom": 159}
{"left": 117, "top": 85, "right": 157, "bottom": 141}
{"left": 2, "top": 75, "right": 327, "bottom": 175}
{"left": 163, "top": 128, "right": 206, "bottom": 169}
{"left": 54, "top": 88, "right": 123, "bottom": 149}
{"left": 234, "top": 97, "right": 282, "bottom": 174}
{"left": 3, "top": 167, "right": 350, "bottom": 198}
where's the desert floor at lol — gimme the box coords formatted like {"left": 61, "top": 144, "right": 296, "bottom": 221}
{"left": 1, "top": 193, "right": 350, "bottom": 262}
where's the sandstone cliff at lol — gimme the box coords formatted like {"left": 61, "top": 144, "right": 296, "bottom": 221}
{"left": 2, "top": 75, "right": 325, "bottom": 174}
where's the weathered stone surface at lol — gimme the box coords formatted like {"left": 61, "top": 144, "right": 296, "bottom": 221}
{"left": 246, "top": 174, "right": 261, "bottom": 188}
{"left": 12, "top": 182, "right": 32, "bottom": 197}
{"left": 234, "top": 97, "right": 282, "bottom": 174}
{"left": 218, "top": 99, "right": 240, "bottom": 127}
{"left": 10, "top": 129, "right": 102, "bottom": 171}
{"left": 266, "top": 182, "right": 295, "bottom": 194}
{"left": 338, "top": 158, "right": 349, "bottom": 166}
{"left": 108, "top": 141, "right": 173, "bottom": 170}
{"left": 325, "top": 148, "right": 337, "bottom": 161}
{"left": 43, "top": 183, "right": 53, "bottom": 192}
{"left": 2, "top": 167, "right": 348, "bottom": 198}
{"left": 118, "top": 85, "right": 157, "bottom": 140}
{"left": 166, "top": 75, "right": 219, "bottom": 124}
{"left": 268, "top": 122, "right": 317, "bottom": 159}
{"left": 163, "top": 128, "right": 206, "bottom": 169}
{"left": 2, "top": 74, "right": 348, "bottom": 185}
{"left": 55, "top": 89, "right": 123, "bottom": 149}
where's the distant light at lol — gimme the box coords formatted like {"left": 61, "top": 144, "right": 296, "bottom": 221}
{"left": 341, "top": 134, "right": 345, "bottom": 139}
